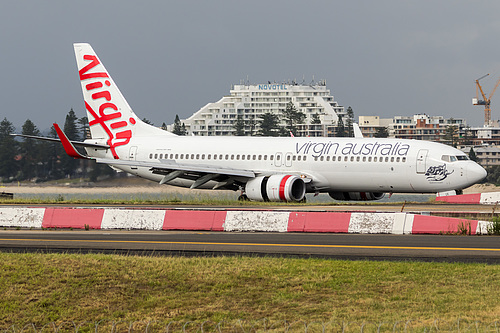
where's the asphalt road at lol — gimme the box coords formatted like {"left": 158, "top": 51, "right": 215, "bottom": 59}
{"left": 1, "top": 230, "right": 500, "bottom": 263}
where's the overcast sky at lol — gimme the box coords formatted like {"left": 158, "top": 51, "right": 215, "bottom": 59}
{"left": 2, "top": 1, "right": 500, "bottom": 133}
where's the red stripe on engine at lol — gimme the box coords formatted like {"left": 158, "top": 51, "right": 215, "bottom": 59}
{"left": 279, "top": 175, "right": 292, "bottom": 201}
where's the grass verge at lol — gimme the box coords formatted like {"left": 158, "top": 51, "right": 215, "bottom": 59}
{"left": 1, "top": 253, "right": 500, "bottom": 328}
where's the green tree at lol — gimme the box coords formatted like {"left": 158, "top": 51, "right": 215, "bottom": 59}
{"left": 468, "top": 147, "right": 478, "bottom": 162}
{"left": 0, "top": 118, "right": 18, "bottom": 180}
{"left": 311, "top": 113, "right": 321, "bottom": 124}
{"left": 443, "top": 125, "right": 458, "bottom": 147}
{"left": 61, "top": 109, "right": 80, "bottom": 177}
{"left": 374, "top": 126, "right": 389, "bottom": 138}
{"left": 233, "top": 115, "right": 245, "bottom": 136}
{"left": 247, "top": 117, "right": 256, "bottom": 136}
{"left": 345, "top": 106, "right": 354, "bottom": 137}
{"left": 282, "top": 102, "right": 306, "bottom": 136}
{"left": 19, "top": 119, "right": 41, "bottom": 180}
{"left": 78, "top": 116, "right": 89, "bottom": 140}
{"left": 336, "top": 116, "right": 346, "bottom": 137}
{"left": 258, "top": 113, "right": 280, "bottom": 136}
{"left": 462, "top": 126, "right": 473, "bottom": 146}
{"left": 172, "top": 115, "right": 187, "bottom": 135}
{"left": 64, "top": 109, "right": 80, "bottom": 141}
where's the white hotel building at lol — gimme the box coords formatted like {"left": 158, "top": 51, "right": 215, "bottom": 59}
{"left": 169, "top": 81, "right": 346, "bottom": 136}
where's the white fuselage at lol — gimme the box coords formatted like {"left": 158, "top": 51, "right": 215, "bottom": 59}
{"left": 85, "top": 135, "right": 486, "bottom": 194}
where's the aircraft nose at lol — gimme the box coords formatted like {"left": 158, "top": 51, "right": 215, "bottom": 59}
{"left": 467, "top": 162, "right": 487, "bottom": 184}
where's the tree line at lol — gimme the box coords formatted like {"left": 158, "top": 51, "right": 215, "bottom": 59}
{"left": 0, "top": 109, "right": 114, "bottom": 183}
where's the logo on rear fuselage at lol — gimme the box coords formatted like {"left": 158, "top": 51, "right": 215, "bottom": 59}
{"left": 79, "top": 54, "right": 136, "bottom": 159}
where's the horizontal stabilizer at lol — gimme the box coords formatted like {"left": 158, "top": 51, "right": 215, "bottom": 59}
{"left": 11, "top": 133, "right": 109, "bottom": 149}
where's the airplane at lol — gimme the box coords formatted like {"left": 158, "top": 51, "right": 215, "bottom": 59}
{"left": 14, "top": 43, "right": 487, "bottom": 202}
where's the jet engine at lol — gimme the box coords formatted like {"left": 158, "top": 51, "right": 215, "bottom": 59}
{"left": 245, "top": 175, "right": 306, "bottom": 202}
{"left": 328, "top": 191, "right": 385, "bottom": 201}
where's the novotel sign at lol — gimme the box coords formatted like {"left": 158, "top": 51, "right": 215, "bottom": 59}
{"left": 258, "top": 84, "right": 288, "bottom": 90}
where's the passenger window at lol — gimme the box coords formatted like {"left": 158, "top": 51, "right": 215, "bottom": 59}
{"left": 356, "top": 156, "right": 360, "bottom": 162}
{"left": 374, "top": 157, "right": 377, "bottom": 162}
{"left": 225, "top": 154, "right": 229, "bottom": 160}
{"left": 264, "top": 155, "right": 267, "bottom": 160}
{"left": 258, "top": 155, "right": 262, "bottom": 160}
{"left": 231, "top": 155, "right": 234, "bottom": 160}
{"left": 402, "top": 157, "right": 406, "bottom": 162}
{"left": 326, "top": 156, "right": 330, "bottom": 161}
{"left": 208, "top": 154, "right": 211, "bottom": 160}
{"left": 154, "top": 153, "right": 158, "bottom": 159}
{"left": 362, "top": 156, "right": 366, "bottom": 162}
{"left": 297, "top": 156, "right": 301, "bottom": 161}
{"left": 241, "top": 155, "right": 244, "bottom": 160}
{"left": 180, "top": 154, "right": 184, "bottom": 159}
{"left": 350, "top": 156, "right": 354, "bottom": 162}
{"left": 368, "top": 157, "right": 372, "bottom": 162}
{"left": 201, "top": 154, "right": 205, "bottom": 159}
{"left": 303, "top": 156, "right": 307, "bottom": 161}
{"left": 191, "top": 154, "right": 195, "bottom": 159}
{"left": 270, "top": 155, "right": 274, "bottom": 161}
{"left": 293, "top": 156, "right": 296, "bottom": 161}
{"left": 332, "top": 156, "right": 336, "bottom": 161}
{"left": 149, "top": 153, "right": 153, "bottom": 159}
{"left": 391, "top": 157, "right": 394, "bottom": 162}
{"left": 320, "top": 156, "right": 324, "bottom": 161}
{"left": 196, "top": 154, "right": 199, "bottom": 159}
{"left": 344, "top": 156, "right": 348, "bottom": 162}
{"left": 385, "top": 157, "right": 389, "bottom": 162}
{"left": 396, "top": 157, "right": 400, "bottom": 162}
{"left": 248, "top": 155, "right": 251, "bottom": 160}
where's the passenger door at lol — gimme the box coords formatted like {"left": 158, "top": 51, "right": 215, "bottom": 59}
{"left": 416, "top": 149, "right": 428, "bottom": 174}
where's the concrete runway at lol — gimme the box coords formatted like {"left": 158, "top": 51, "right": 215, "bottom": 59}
{"left": 1, "top": 229, "right": 500, "bottom": 263}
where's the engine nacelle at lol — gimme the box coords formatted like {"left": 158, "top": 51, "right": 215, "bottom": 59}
{"left": 329, "top": 191, "right": 385, "bottom": 201}
{"left": 245, "top": 175, "right": 306, "bottom": 202}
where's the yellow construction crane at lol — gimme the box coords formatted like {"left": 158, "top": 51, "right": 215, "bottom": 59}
{"left": 473, "top": 73, "right": 500, "bottom": 126}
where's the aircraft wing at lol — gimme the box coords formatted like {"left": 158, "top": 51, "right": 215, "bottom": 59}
{"left": 97, "top": 158, "right": 255, "bottom": 178}
{"left": 97, "top": 157, "right": 255, "bottom": 189}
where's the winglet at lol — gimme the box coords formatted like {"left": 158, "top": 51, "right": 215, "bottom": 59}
{"left": 53, "top": 123, "right": 91, "bottom": 159}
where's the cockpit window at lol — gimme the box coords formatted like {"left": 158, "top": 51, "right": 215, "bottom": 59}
{"left": 442, "top": 154, "right": 468, "bottom": 162}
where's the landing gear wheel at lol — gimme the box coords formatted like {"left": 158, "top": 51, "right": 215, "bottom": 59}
{"left": 238, "top": 194, "right": 249, "bottom": 201}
